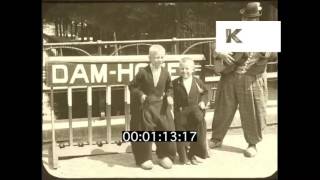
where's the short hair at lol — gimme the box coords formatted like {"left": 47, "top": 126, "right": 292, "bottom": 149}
{"left": 180, "top": 57, "right": 195, "bottom": 67}
{"left": 149, "top": 44, "right": 165, "bottom": 55}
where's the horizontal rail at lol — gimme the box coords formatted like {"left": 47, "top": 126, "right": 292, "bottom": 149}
{"left": 43, "top": 84, "right": 126, "bottom": 91}
{"left": 205, "top": 72, "right": 277, "bottom": 82}
{"left": 43, "top": 37, "right": 216, "bottom": 47}
{"left": 43, "top": 116, "right": 125, "bottom": 130}
{"left": 43, "top": 72, "right": 277, "bottom": 91}
{"left": 46, "top": 54, "right": 205, "bottom": 63}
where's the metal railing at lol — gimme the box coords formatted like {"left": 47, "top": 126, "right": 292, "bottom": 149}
{"left": 43, "top": 37, "right": 216, "bottom": 62}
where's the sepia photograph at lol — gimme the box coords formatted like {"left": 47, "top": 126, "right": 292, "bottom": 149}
{"left": 42, "top": 0, "right": 278, "bottom": 178}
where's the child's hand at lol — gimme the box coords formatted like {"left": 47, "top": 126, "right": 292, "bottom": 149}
{"left": 199, "top": 101, "right": 206, "bottom": 110}
{"left": 141, "top": 94, "right": 147, "bottom": 104}
{"left": 167, "top": 96, "right": 174, "bottom": 105}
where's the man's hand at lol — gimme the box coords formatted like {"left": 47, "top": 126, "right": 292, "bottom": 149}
{"left": 167, "top": 96, "right": 173, "bottom": 105}
{"left": 217, "top": 52, "right": 235, "bottom": 65}
{"left": 199, "top": 101, "right": 206, "bottom": 110}
{"left": 265, "top": 52, "right": 277, "bottom": 59}
{"left": 141, "top": 94, "right": 147, "bottom": 104}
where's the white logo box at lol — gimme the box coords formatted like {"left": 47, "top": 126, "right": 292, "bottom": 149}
{"left": 216, "top": 21, "right": 281, "bottom": 52}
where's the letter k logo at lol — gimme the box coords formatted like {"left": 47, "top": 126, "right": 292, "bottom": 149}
{"left": 226, "top": 29, "right": 242, "bottom": 43}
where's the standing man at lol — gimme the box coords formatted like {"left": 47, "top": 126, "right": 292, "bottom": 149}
{"left": 209, "top": 2, "right": 276, "bottom": 157}
{"left": 129, "top": 45, "right": 177, "bottom": 170}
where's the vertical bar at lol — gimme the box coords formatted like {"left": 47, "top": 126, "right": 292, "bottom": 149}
{"left": 124, "top": 86, "right": 130, "bottom": 131}
{"left": 176, "top": 42, "right": 179, "bottom": 54}
{"left": 87, "top": 86, "right": 93, "bottom": 145}
{"left": 106, "top": 86, "right": 111, "bottom": 143}
{"left": 98, "top": 46, "right": 102, "bottom": 55}
{"left": 67, "top": 87, "right": 73, "bottom": 146}
{"left": 70, "top": 21, "right": 73, "bottom": 38}
{"left": 54, "top": 20, "right": 59, "bottom": 37}
{"left": 97, "top": 40, "right": 102, "bottom": 55}
{"left": 118, "top": 45, "right": 121, "bottom": 55}
{"left": 99, "top": 90, "right": 106, "bottom": 120}
{"left": 81, "top": 20, "right": 84, "bottom": 41}
{"left": 59, "top": 18, "right": 62, "bottom": 37}
{"left": 113, "top": 32, "right": 118, "bottom": 55}
{"left": 59, "top": 48, "right": 63, "bottom": 56}
{"left": 97, "top": 40, "right": 104, "bottom": 122}
{"left": 212, "top": 42, "right": 216, "bottom": 66}
{"left": 172, "top": 37, "right": 179, "bottom": 54}
{"left": 74, "top": 21, "right": 78, "bottom": 39}
{"left": 65, "top": 23, "right": 68, "bottom": 37}
{"left": 136, "top": 44, "right": 139, "bottom": 55}
{"left": 50, "top": 86, "right": 58, "bottom": 169}
{"left": 212, "top": 88, "right": 216, "bottom": 102}
{"left": 209, "top": 42, "right": 212, "bottom": 65}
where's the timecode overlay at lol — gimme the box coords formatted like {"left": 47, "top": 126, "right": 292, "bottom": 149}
{"left": 122, "top": 131, "right": 198, "bottom": 142}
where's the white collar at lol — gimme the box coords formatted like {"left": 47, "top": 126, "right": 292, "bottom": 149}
{"left": 182, "top": 76, "right": 193, "bottom": 82}
{"left": 150, "top": 64, "right": 161, "bottom": 71}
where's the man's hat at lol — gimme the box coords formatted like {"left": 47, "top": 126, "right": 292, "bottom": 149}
{"left": 240, "top": 2, "right": 262, "bottom": 17}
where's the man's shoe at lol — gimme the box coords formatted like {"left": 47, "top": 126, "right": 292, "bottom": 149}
{"left": 179, "top": 158, "right": 191, "bottom": 165}
{"left": 190, "top": 158, "right": 198, "bottom": 165}
{"left": 192, "top": 156, "right": 204, "bottom": 163}
{"left": 205, "top": 150, "right": 210, "bottom": 158}
{"left": 244, "top": 144, "right": 257, "bottom": 158}
{"left": 159, "top": 157, "right": 173, "bottom": 169}
{"left": 180, "top": 160, "right": 191, "bottom": 165}
{"left": 140, "top": 160, "right": 153, "bottom": 170}
{"left": 208, "top": 139, "right": 222, "bottom": 149}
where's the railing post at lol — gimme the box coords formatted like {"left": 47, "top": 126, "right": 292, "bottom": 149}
{"left": 136, "top": 44, "right": 139, "bottom": 55}
{"left": 87, "top": 86, "right": 93, "bottom": 145}
{"left": 59, "top": 48, "right": 63, "bottom": 56}
{"left": 97, "top": 40, "right": 102, "bottom": 55}
{"left": 124, "top": 86, "right": 130, "bottom": 131}
{"left": 172, "top": 37, "right": 179, "bottom": 54}
{"left": 208, "top": 42, "right": 213, "bottom": 66}
{"left": 106, "top": 86, "right": 111, "bottom": 143}
{"left": 118, "top": 45, "right": 121, "bottom": 55}
{"left": 67, "top": 87, "right": 73, "bottom": 146}
{"left": 50, "top": 86, "right": 58, "bottom": 169}
{"left": 97, "top": 53, "right": 106, "bottom": 119}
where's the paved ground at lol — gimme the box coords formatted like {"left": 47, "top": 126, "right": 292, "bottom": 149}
{"left": 43, "top": 125, "right": 277, "bottom": 179}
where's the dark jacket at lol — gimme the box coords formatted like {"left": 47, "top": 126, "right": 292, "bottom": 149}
{"left": 172, "top": 76, "right": 208, "bottom": 112}
{"left": 214, "top": 52, "right": 268, "bottom": 76}
{"left": 129, "top": 65, "right": 173, "bottom": 100}
{"left": 129, "top": 65, "right": 173, "bottom": 130}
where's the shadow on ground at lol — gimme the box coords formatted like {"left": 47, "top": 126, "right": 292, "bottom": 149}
{"left": 88, "top": 148, "right": 176, "bottom": 168}
{"left": 213, "top": 145, "right": 244, "bottom": 154}
{"left": 88, "top": 149, "right": 137, "bottom": 168}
